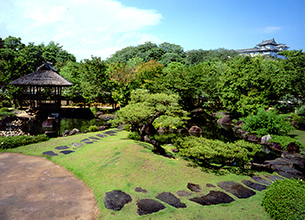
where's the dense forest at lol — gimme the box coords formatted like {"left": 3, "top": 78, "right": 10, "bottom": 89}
{"left": 1, "top": 35, "right": 305, "bottom": 116}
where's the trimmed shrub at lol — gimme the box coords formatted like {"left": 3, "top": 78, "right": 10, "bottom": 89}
{"left": 262, "top": 178, "right": 305, "bottom": 220}
{"left": 127, "top": 131, "right": 139, "bottom": 140}
{"left": 175, "top": 136, "right": 261, "bottom": 167}
{"left": 88, "top": 125, "right": 99, "bottom": 132}
{"left": 0, "top": 134, "right": 49, "bottom": 149}
{"left": 268, "top": 135, "right": 304, "bottom": 151}
{"left": 242, "top": 108, "right": 293, "bottom": 136}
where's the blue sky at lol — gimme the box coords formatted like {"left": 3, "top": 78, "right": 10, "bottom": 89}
{"left": 1, "top": 0, "right": 304, "bottom": 61}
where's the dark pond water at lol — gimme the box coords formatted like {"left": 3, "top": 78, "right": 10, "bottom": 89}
{"left": 23, "top": 107, "right": 109, "bottom": 136}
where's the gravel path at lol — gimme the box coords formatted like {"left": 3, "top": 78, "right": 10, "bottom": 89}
{"left": 0, "top": 153, "right": 98, "bottom": 220}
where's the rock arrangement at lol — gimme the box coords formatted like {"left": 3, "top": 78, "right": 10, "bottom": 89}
{"left": 0, "top": 117, "right": 28, "bottom": 137}
{"left": 103, "top": 174, "right": 282, "bottom": 216}
{"left": 42, "top": 129, "right": 119, "bottom": 157}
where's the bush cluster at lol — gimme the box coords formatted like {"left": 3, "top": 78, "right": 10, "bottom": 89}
{"left": 88, "top": 125, "right": 99, "bottom": 132}
{"left": 0, "top": 107, "right": 16, "bottom": 119}
{"left": 175, "top": 136, "right": 261, "bottom": 167}
{"left": 0, "top": 134, "right": 49, "bottom": 149}
{"left": 296, "top": 105, "right": 305, "bottom": 116}
{"left": 269, "top": 135, "right": 304, "bottom": 151}
{"left": 242, "top": 108, "right": 293, "bottom": 136}
{"left": 262, "top": 178, "right": 305, "bottom": 220}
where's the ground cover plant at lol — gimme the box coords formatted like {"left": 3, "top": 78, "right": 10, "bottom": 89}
{"left": 4, "top": 130, "right": 272, "bottom": 219}
{"left": 262, "top": 178, "right": 305, "bottom": 220}
{"left": 242, "top": 108, "right": 294, "bottom": 136}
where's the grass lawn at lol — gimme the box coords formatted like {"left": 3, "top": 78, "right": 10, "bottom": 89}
{"left": 4, "top": 130, "right": 273, "bottom": 220}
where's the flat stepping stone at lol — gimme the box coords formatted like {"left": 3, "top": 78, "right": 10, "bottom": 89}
{"left": 55, "top": 146, "right": 69, "bottom": 150}
{"left": 206, "top": 183, "right": 216, "bottom": 188}
{"left": 80, "top": 138, "right": 90, "bottom": 142}
{"left": 71, "top": 142, "right": 83, "bottom": 148}
{"left": 263, "top": 175, "right": 284, "bottom": 182}
{"left": 176, "top": 190, "right": 193, "bottom": 197}
{"left": 60, "top": 150, "right": 74, "bottom": 155}
{"left": 84, "top": 141, "right": 94, "bottom": 144}
{"left": 250, "top": 176, "right": 272, "bottom": 185}
{"left": 89, "top": 136, "right": 100, "bottom": 140}
{"left": 156, "top": 192, "right": 187, "bottom": 208}
{"left": 42, "top": 151, "right": 58, "bottom": 157}
{"left": 136, "top": 199, "right": 166, "bottom": 216}
{"left": 187, "top": 183, "right": 202, "bottom": 193}
{"left": 217, "top": 181, "right": 256, "bottom": 199}
{"left": 241, "top": 180, "right": 268, "bottom": 191}
{"left": 96, "top": 134, "right": 107, "bottom": 138}
{"left": 135, "top": 187, "right": 148, "bottom": 193}
{"left": 189, "top": 190, "right": 235, "bottom": 206}
{"left": 104, "top": 190, "right": 132, "bottom": 211}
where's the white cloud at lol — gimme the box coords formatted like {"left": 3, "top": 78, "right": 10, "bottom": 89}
{"left": 1, "top": 0, "right": 163, "bottom": 61}
{"left": 256, "top": 26, "right": 283, "bottom": 34}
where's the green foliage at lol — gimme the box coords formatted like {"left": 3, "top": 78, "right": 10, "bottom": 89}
{"left": 111, "top": 90, "right": 189, "bottom": 142}
{"left": 242, "top": 108, "right": 293, "bottom": 136}
{"left": 127, "top": 131, "right": 139, "bottom": 140}
{"left": 153, "top": 133, "right": 177, "bottom": 144}
{"left": 268, "top": 135, "right": 304, "bottom": 151}
{"left": 262, "top": 178, "right": 305, "bottom": 220}
{"left": 0, "top": 134, "right": 49, "bottom": 149}
{"left": 217, "top": 56, "right": 284, "bottom": 114}
{"left": 296, "top": 105, "right": 305, "bottom": 116}
{"left": 175, "top": 136, "right": 261, "bottom": 167}
{"left": 88, "top": 125, "right": 99, "bottom": 132}
{"left": 123, "top": 124, "right": 131, "bottom": 131}
{"left": 0, "top": 107, "right": 15, "bottom": 119}
{"left": 0, "top": 93, "right": 12, "bottom": 107}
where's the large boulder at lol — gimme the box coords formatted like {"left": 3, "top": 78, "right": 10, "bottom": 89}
{"left": 188, "top": 126, "right": 202, "bottom": 134}
{"left": 217, "top": 181, "right": 256, "bottom": 199}
{"left": 260, "top": 134, "right": 272, "bottom": 145}
{"left": 69, "top": 128, "right": 80, "bottom": 136}
{"left": 156, "top": 192, "right": 187, "bottom": 208}
{"left": 287, "top": 142, "right": 300, "bottom": 154}
{"left": 104, "top": 190, "right": 132, "bottom": 211}
{"left": 187, "top": 183, "right": 202, "bottom": 193}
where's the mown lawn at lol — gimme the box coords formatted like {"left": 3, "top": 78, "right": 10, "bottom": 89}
{"left": 4, "top": 130, "right": 273, "bottom": 220}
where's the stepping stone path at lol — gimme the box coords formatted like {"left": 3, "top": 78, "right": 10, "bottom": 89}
{"left": 176, "top": 190, "right": 193, "bottom": 197}
{"left": 42, "top": 130, "right": 116, "bottom": 157}
{"left": 71, "top": 142, "right": 83, "bottom": 148}
{"left": 187, "top": 182, "right": 202, "bottom": 193}
{"left": 104, "top": 190, "right": 132, "bottom": 211}
{"left": 136, "top": 199, "right": 166, "bottom": 216}
{"left": 60, "top": 150, "right": 74, "bottom": 155}
{"left": 42, "top": 151, "right": 58, "bottom": 157}
{"left": 241, "top": 180, "right": 268, "bottom": 191}
{"left": 189, "top": 190, "right": 235, "bottom": 206}
{"left": 135, "top": 187, "right": 148, "bottom": 193}
{"left": 251, "top": 176, "right": 271, "bottom": 185}
{"left": 55, "top": 146, "right": 69, "bottom": 150}
{"left": 217, "top": 181, "right": 256, "bottom": 199}
{"left": 263, "top": 174, "right": 284, "bottom": 182}
{"left": 156, "top": 192, "right": 187, "bottom": 208}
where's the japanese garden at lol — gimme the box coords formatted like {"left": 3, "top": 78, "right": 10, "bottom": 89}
{"left": 0, "top": 36, "right": 305, "bottom": 219}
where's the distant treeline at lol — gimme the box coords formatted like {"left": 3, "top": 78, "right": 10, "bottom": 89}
{"left": 1, "top": 36, "right": 304, "bottom": 115}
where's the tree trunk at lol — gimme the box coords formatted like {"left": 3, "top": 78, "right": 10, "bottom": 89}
{"left": 144, "top": 135, "right": 167, "bottom": 155}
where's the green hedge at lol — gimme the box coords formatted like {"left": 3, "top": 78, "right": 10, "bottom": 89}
{"left": 0, "top": 134, "right": 49, "bottom": 149}
{"left": 262, "top": 178, "right": 305, "bottom": 220}
{"left": 175, "top": 136, "right": 261, "bottom": 167}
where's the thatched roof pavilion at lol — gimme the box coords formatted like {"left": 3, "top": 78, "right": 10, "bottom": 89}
{"left": 10, "top": 62, "right": 73, "bottom": 109}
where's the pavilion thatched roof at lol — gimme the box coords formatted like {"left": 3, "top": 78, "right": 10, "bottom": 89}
{"left": 10, "top": 62, "right": 73, "bottom": 87}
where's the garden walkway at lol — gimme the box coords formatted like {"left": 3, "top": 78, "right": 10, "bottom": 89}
{"left": 0, "top": 152, "right": 98, "bottom": 220}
